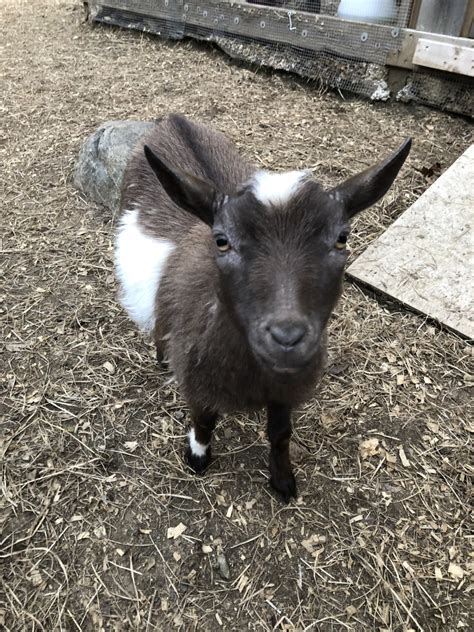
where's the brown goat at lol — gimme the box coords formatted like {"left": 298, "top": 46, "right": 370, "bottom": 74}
{"left": 116, "top": 114, "right": 411, "bottom": 501}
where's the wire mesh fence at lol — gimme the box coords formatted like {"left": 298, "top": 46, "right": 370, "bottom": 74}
{"left": 87, "top": 0, "right": 473, "bottom": 116}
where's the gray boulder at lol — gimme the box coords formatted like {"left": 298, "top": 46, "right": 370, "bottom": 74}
{"left": 74, "top": 120, "right": 154, "bottom": 212}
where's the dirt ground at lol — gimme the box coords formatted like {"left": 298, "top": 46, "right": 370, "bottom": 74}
{"left": 1, "top": 1, "right": 473, "bottom": 630}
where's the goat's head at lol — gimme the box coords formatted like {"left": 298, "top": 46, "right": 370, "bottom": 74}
{"left": 144, "top": 139, "right": 411, "bottom": 376}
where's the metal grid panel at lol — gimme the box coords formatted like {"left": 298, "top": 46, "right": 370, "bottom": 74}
{"left": 88, "top": 0, "right": 473, "bottom": 115}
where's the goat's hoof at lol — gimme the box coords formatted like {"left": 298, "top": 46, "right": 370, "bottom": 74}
{"left": 270, "top": 471, "right": 297, "bottom": 503}
{"left": 156, "top": 354, "right": 169, "bottom": 371}
{"left": 185, "top": 445, "right": 211, "bottom": 475}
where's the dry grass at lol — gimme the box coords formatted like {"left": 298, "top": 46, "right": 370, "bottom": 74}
{"left": 1, "top": 1, "right": 473, "bottom": 630}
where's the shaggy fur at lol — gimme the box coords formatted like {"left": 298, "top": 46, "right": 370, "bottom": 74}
{"left": 117, "top": 114, "right": 411, "bottom": 501}
{"left": 115, "top": 208, "right": 175, "bottom": 332}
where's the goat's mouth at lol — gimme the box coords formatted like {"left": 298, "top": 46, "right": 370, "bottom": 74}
{"left": 269, "top": 364, "right": 307, "bottom": 376}
{"left": 252, "top": 346, "right": 316, "bottom": 377}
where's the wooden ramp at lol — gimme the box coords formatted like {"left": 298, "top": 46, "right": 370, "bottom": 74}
{"left": 347, "top": 145, "right": 474, "bottom": 339}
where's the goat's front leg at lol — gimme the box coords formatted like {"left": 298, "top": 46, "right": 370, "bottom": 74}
{"left": 267, "top": 402, "right": 297, "bottom": 502}
{"left": 185, "top": 407, "right": 217, "bottom": 474}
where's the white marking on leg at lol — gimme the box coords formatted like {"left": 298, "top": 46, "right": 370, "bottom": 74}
{"left": 188, "top": 428, "right": 208, "bottom": 458}
{"left": 250, "top": 170, "right": 310, "bottom": 207}
{"left": 115, "top": 209, "right": 175, "bottom": 332}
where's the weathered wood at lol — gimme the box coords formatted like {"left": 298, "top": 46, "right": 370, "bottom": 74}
{"left": 413, "top": 38, "right": 474, "bottom": 76}
{"left": 347, "top": 145, "right": 474, "bottom": 339}
{"left": 386, "top": 29, "right": 474, "bottom": 70}
{"left": 417, "top": 0, "right": 468, "bottom": 37}
{"left": 408, "top": 0, "right": 421, "bottom": 29}
{"left": 460, "top": 0, "right": 474, "bottom": 38}
{"left": 90, "top": 0, "right": 404, "bottom": 64}
{"left": 91, "top": 1, "right": 474, "bottom": 70}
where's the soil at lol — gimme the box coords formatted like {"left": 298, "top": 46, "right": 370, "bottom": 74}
{"left": 1, "top": 1, "right": 472, "bottom": 630}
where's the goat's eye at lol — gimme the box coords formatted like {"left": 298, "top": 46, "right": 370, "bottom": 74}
{"left": 335, "top": 234, "right": 348, "bottom": 250}
{"left": 215, "top": 235, "right": 231, "bottom": 253}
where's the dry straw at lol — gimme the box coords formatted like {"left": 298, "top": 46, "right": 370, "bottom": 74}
{"left": 1, "top": 1, "right": 472, "bottom": 630}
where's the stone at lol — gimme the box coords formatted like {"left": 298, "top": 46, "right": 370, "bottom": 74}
{"left": 74, "top": 120, "right": 154, "bottom": 212}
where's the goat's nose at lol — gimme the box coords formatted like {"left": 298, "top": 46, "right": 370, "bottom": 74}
{"left": 269, "top": 321, "right": 307, "bottom": 348}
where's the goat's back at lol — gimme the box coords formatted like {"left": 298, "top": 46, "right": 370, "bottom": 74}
{"left": 120, "top": 114, "right": 254, "bottom": 241}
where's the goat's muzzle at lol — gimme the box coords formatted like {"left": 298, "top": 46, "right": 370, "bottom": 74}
{"left": 251, "top": 318, "right": 319, "bottom": 375}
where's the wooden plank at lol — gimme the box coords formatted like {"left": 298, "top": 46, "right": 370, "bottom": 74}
{"left": 460, "top": 0, "right": 474, "bottom": 38}
{"left": 413, "top": 37, "right": 474, "bottom": 76}
{"left": 387, "top": 29, "right": 474, "bottom": 69}
{"left": 90, "top": 0, "right": 404, "bottom": 64}
{"left": 347, "top": 145, "right": 474, "bottom": 340}
{"left": 416, "top": 0, "right": 468, "bottom": 37}
{"left": 408, "top": 0, "right": 421, "bottom": 28}
{"left": 90, "top": 1, "right": 474, "bottom": 71}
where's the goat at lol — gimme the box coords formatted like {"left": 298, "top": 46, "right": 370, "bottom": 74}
{"left": 116, "top": 114, "right": 411, "bottom": 502}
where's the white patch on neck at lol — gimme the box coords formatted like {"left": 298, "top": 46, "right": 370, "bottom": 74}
{"left": 115, "top": 209, "right": 175, "bottom": 332}
{"left": 188, "top": 428, "right": 209, "bottom": 457}
{"left": 251, "top": 170, "right": 310, "bottom": 207}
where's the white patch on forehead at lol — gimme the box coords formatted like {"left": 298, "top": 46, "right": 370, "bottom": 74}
{"left": 115, "top": 209, "right": 175, "bottom": 332}
{"left": 188, "top": 428, "right": 209, "bottom": 457}
{"left": 250, "top": 170, "right": 310, "bottom": 207}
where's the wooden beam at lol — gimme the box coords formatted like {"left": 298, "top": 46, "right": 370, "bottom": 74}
{"left": 413, "top": 38, "right": 474, "bottom": 77}
{"left": 89, "top": 0, "right": 474, "bottom": 73}
{"left": 461, "top": 0, "right": 474, "bottom": 38}
{"left": 387, "top": 29, "right": 474, "bottom": 70}
{"left": 408, "top": 0, "right": 421, "bottom": 29}
{"left": 89, "top": 0, "right": 404, "bottom": 64}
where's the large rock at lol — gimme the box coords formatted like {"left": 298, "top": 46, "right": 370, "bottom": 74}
{"left": 74, "top": 120, "right": 154, "bottom": 212}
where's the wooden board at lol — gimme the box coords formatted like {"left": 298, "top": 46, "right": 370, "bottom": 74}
{"left": 460, "top": 0, "right": 474, "bottom": 38}
{"left": 91, "top": 1, "right": 474, "bottom": 69}
{"left": 89, "top": 0, "right": 404, "bottom": 64}
{"left": 347, "top": 145, "right": 474, "bottom": 339}
{"left": 408, "top": 0, "right": 422, "bottom": 29}
{"left": 386, "top": 30, "right": 474, "bottom": 69}
{"left": 413, "top": 38, "right": 474, "bottom": 77}
{"left": 416, "top": 0, "right": 468, "bottom": 37}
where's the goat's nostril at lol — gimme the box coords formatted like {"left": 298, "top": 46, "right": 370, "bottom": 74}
{"left": 269, "top": 322, "right": 307, "bottom": 348}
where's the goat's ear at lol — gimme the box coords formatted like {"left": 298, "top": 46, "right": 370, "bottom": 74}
{"left": 331, "top": 138, "right": 412, "bottom": 218}
{"left": 144, "top": 145, "right": 216, "bottom": 226}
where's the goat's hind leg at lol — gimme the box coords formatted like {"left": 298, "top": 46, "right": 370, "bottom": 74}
{"left": 185, "top": 407, "right": 217, "bottom": 474}
{"left": 154, "top": 327, "right": 169, "bottom": 370}
{"left": 155, "top": 342, "right": 170, "bottom": 371}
